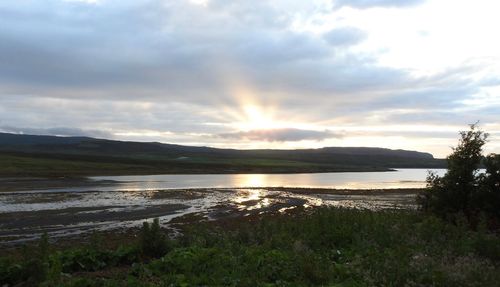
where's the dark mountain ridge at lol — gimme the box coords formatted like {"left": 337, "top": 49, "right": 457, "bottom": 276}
{"left": 0, "top": 132, "right": 433, "bottom": 158}
{"left": 0, "top": 132, "right": 445, "bottom": 177}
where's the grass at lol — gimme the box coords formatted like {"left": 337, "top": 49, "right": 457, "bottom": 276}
{"left": 1, "top": 207, "right": 499, "bottom": 286}
{"left": 0, "top": 152, "right": 390, "bottom": 177}
{"left": 0, "top": 154, "right": 151, "bottom": 177}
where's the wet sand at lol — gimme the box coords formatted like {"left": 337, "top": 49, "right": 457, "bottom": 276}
{"left": 0, "top": 186, "right": 422, "bottom": 246}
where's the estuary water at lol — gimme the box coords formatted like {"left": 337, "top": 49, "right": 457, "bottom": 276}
{"left": 89, "top": 168, "right": 446, "bottom": 191}
{"left": 0, "top": 169, "right": 447, "bottom": 244}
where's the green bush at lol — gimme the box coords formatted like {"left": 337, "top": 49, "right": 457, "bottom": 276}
{"left": 476, "top": 154, "right": 500, "bottom": 221}
{"left": 139, "top": 218, "right": 171, "bottom": 258}
{"left": 0, "top": 233, "right": 51, "bottom": 286}
{"left": 418, "top": 124, "right": 500, "bottom": 227}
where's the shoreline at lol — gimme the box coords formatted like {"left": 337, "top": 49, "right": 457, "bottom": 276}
{"left": 0, "top": 187, "right": 424, "bottom": 246}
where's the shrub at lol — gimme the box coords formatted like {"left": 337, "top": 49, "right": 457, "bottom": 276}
{"left": 418, "top": 124, "right": 500, "bottom": 227}
{"left": 139, "top": 218, "right": 170, "bottom": 258}
{"left": 476, "top": 154, "right": 500, "bottom": 223}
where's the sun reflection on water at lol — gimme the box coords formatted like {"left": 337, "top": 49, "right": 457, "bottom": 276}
{"left": 240, "top": 174, "right": 268, "bottom": 187}
{"left": 232, "top": 189, "right": 271, "bottom": 210}
{"left": 233, "top": 189, "right": 262, "bottom": 203}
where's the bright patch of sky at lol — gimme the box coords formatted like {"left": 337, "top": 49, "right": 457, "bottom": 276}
{"left": 0, "top": 0, "right": 499, "bottom": 157}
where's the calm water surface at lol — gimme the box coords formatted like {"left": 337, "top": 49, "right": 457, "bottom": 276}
{"left": 90, "top": 168, "right": 446, "bottom": 191}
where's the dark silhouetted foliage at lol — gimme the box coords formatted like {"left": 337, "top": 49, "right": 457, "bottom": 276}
{"left": 418, "top": 124, "right": 500, "bottom": 227}
{"left": 476, "top": 153, "right": 500, "bottom": 223}
{"left": 1, "top": 208, "right": 499, "bottom": 286}
{"left": 139, "top": 218, "right": 170, "bottom": 258}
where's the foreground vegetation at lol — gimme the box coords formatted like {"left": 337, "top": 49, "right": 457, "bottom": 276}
{"left": 418, "top": 124, "right": 500, "bottom": 228}
{"left": 1, "top": 208, "right": 499, "bottom": 286}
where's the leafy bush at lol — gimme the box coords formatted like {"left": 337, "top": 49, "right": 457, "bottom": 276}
{"left": 139, "top": 218, "right": 171, "bottom": 258}
{"left": 476, "top": 154, "right": 500, "bottom": 222}
{"left": 418, "top": 124, "right": 500, "bottom": 226}
{"left": 0, "top": 233, "right": 51, "bottom": 286}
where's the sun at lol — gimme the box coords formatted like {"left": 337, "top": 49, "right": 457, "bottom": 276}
{"left": 242, "top": 105, "right": 274, "bottom": 130}
{"left": 233, "top": 105, "right": 287, "bottom": 131}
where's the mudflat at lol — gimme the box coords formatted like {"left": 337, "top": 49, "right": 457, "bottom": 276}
{"left": 0, "top": 186, "right": 422, "bottom": 246}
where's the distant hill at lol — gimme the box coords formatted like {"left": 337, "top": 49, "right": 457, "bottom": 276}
{"left": 0, "top": 132, "right": 445, "bottom": 177}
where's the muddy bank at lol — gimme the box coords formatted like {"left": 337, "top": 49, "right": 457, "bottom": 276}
{"left": 0, "top": 187, "right": 422, "bottom": 246}
{"left": 268, "top": 187, "right": 422, "bottom": 195}
{"left": 0, "top": 177, "right": 118, "bottom": 193}
{"left": 0, "top": 204, "right": 189, "bottom": 231}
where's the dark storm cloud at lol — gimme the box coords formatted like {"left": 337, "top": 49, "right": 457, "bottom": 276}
{"left": 219, "top": 128, "right": 342, "bottom": 142}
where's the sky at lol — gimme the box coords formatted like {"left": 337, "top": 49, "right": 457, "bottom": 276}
{"left": 0, "top": 0, "right": 499, "bottom": 158}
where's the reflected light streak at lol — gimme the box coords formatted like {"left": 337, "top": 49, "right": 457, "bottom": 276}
{"left": 232, "top": 188, "right": 271, "bottom": 211}
{"left": 240, "top": 174, "right": 268, "bottom": 187}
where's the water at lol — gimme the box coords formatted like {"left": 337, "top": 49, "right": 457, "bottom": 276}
{"left": 67, "top": 168, "right": 446, "bottom": 193}
{"left": 0, "top": 169, "right": 446, "bottom": 244}
{"left": 91, "top": 168, "right": 446, "bottom": 190}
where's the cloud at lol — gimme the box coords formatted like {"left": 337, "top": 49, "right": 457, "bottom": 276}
{"left": 0, "top": 0, "right": 498, "bottom": 156}
{"left": 334, "top": 0, "right": 425, "bottom": 9}
{"left": 323, "top": 27, "right": 366, "bottom": 46}
{"left": 0, "top": 126, "right": 113, "bottom": 139}
{"left": 0, "top": 0, "right": 406, "bottom": 104}
{"left": 219, "top": 128, "right": 342, "bottom": 142}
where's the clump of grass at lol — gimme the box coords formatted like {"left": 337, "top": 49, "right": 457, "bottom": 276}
{"left": 1, "top": 208, "right": 499, "bottom": 286}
